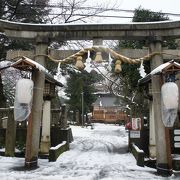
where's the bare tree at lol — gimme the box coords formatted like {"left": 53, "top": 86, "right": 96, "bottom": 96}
{"left": 48, "top": 0, "right": 119, "bottom": 49}
{"left": 48, "top": 0, "right": 118, "bottom": 24}
{"left": 0, "top": 0, "right": 120, "bottom": 106}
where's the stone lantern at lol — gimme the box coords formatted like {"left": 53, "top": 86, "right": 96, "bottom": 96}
{"left": 139, "top": 60, "right": 180, "bottom": 175}
{"left": 11, "top": 56, "right": 63, "bottom": 156}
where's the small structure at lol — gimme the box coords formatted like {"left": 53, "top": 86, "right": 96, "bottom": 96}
{"left": 138, "top": 60, "right": 180, "bottom": 84}
{"left": 138, "top": 60, "right": 180, "bottom": 174}
{"left": 11, "top": 56, "right": 63, "bottom": 88}
{"left": 11, "top": 56, "right": 64, "bottom": 166}
{"left": 91, "top": 92, "right": 128, "bottom": 124}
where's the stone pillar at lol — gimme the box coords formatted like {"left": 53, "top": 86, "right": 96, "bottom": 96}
{"left": 61, "top": 105, "right": 67, "bottom": 129}
{"left": 175, "top": 72, "right": 180, "bottom": 127}
{"left": 149, "top": 38, "right": 172, "bottom": 176}
{"left": 174, "top": 39, "right": 180, "bottom": 127}
{"left": 75, "top": 111, "right": 80, "bottom": 125}
{"left": 60, "top": 105, "right": 73, "bottom": 147}
{"left": 25, "top": 38, "right": 48, "bottom": 168}
{"left": 5, "top": 108, "right": 16, "bottom": 156}
{"left": 149, "top": 101, "right": 156, "bottom": 158}
{"left": 40, "top": 100, "right": 51, "bottom": 154}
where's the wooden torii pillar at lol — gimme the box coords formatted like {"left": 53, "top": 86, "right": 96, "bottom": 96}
{"left": 10, "top": 37, "right": 49, "bottom": 168}
{"left": 25, "top": 40, "right": 48, "bottom": 168}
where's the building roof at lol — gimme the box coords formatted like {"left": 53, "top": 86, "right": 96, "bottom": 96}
{"left": 11, "top": 56, "right": 63, "bottom": 87}
{"left": 93, "top": 93, "right": 122, "bottom": 107}
{"left": 138, "top": 60, "right": 180, "bottom": 85}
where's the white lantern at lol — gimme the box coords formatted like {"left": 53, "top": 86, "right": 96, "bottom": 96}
{"left": 14, "top": 79, "right": 34, "bottom": 121}
{"left": 16, "top": 79, "right": 34, "bottom": 104}
{"left": 161, "top": 82, "right": 178, "bottom": 109}
{"left": 161, "top": 82, "right": 179, "bottom": 127}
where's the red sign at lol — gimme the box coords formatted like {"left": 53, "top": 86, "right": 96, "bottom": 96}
{"left": 131, "top": 118, "right": 141, "bottom": 130}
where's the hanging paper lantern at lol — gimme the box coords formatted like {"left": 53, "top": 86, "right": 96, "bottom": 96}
{"left": 161, "top": 82, "right": 179, "bottom": 127}
{"left": 161, "top": 82, "right": 178, "bottom": 109}
{"left": 16, "top": 79, "right": 34, "bottom": 104}
{"left": 14, "top": 79, "right": 34, "bottom": 121}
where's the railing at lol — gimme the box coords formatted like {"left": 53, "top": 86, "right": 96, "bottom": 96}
{"left": 0, "top": 108, "right": 62, "bottom": 128}
{"left": 0, "top": 106, "right": 72, "bottom": 158}
{"left": 0, "top": 108, "right": 14, "bottom": 128}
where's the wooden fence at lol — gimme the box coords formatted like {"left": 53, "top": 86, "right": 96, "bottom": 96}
{"left": 0, "top": 107, "right": 63, "bottom": 153}
{"left": 92, "top": 106, "right": 129, "bottom": 124}
{"left": 0, "top": 108, "right": 62, "bottom": 128}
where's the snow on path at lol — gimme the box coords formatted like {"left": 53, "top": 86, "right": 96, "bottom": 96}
{"left": 0, "top": 123, "right": 179, "bottom": 179}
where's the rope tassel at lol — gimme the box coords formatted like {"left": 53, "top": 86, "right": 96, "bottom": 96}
{"left": 75, "top": 56, "right": 84, "bottom": 70}
{"left": 115, "top": 60, "right": 122, "bottom": 73}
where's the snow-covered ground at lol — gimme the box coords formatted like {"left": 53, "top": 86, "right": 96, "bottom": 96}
{"left": 0, "top": 123, "right": 179, "bottom": 180}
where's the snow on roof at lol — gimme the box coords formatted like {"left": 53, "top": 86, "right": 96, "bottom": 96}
{"left": 139, "top": 60, "right": 180, "bottom": 84}
{"left": 0, "top": 18, "right": 176, "bottom": 26}
{"left": 10, "top": 56, "right": 63, "bottom": 87}
{"left": 93, "top": 95, "right": 119, "bottom": 107}
{"left": 150, "top": 60, "right": 180, "bottom": 75}
{"left": 0, "top": 60, "right": 11, "bottom": 68}
{"left": 11, "top": 56, "right": 47, "bottom": 72}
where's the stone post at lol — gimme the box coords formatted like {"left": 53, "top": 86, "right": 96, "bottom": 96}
{"left": 5, "top": 108, "right": 16, "bottom": 157}
{"left": 60, "top": 105, "right": 72, "bottom": 147}
{"left": 149, "top": 100, "right": 156, "bottom": 158}
{"left": 40, "top": 100, "right": 51, "bottom": 154}
{"left": 75, "top": 111, "right": 80, "bottom": 125}
{"left": 25, "top": 37, "right": 48, "bottom": 168}
{"left": 174, "top": 39, "right": 180, "bottom": 127}
{"left": 149, "top": 38, "right": 172, "bottom": 176}
{"left": 61, "top": 105, "right": 67, "bottom": 129}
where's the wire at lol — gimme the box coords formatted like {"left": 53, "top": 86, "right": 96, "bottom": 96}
{"left": 14, "top": 12, "right": 133, "bottom": 19}
{"left": 21, "top": 4, "right": 135, "bottom": 13}
{"left": 11, "top": 3, "right": 180, "bottom": 17}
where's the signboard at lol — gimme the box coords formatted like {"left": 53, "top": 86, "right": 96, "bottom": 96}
{"left": 174, "top": 129, "right": 180, "bottom": 149}
{"left": 174, "top": 143, "right": 180, "bottom": 148}
{"left": 130, "top": 130, "right": 140, "bottom": 138}
{"left": 174, "top": 129, "right": 180, "bottom": 135}
{"left": 174, "top": 136, "right": 180, "bottom": 141}
{"left": 131, "top": 118, "right": 141, "bottom": 130}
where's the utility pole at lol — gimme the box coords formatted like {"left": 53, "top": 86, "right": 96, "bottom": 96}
{"left": 81, "top": 91, "right": 84, "bottom": 127}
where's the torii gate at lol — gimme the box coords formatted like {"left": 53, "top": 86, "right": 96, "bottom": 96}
{"left": 1, "top": 19, "right": 180, "bottom": 175}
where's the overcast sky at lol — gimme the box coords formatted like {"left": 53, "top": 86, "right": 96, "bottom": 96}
{"left": 84, "top": 0, "right": 180, "bottom": 23}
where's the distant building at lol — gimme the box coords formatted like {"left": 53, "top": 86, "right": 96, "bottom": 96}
{"left": 91, "top": 92, "right": 129, "bottom": 124}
